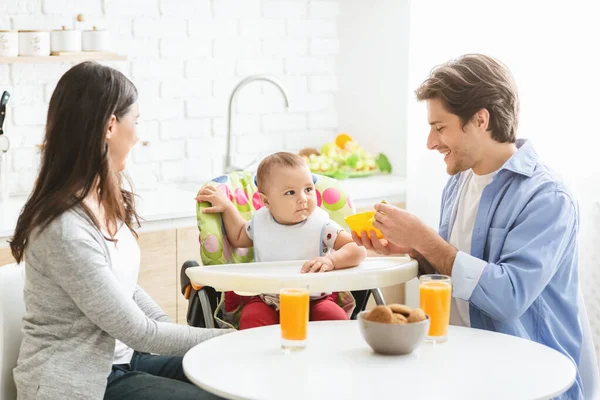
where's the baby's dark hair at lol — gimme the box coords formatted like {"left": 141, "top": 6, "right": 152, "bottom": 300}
{"left": 256, "top": 152, "right": 307, "bottom": 192}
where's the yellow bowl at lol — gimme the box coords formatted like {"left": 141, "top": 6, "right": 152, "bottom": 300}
{"left": 344, "top": 211, "right": 383, "bottom": 239}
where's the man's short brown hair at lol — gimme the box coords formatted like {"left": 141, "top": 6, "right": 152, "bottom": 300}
{"left": 415, "top": 54, "right": 519, "bottom": 143}
{"left": 256, "top": 152, "right": 307, "bottom": 191}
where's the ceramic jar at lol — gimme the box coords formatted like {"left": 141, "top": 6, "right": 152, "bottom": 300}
{"left": 82, "top": 27, "right": 110, "bottom": 51}
{"left": 51, "top": 26, "right": 82, "bottom": 53}
{"left": 0, "top": 30, "right": 18, "bottom": 57}
{"left": 18, "top": 30, "right": 51, "bottom": 56}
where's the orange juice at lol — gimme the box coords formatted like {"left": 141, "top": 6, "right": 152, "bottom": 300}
{"left": 419, "top": 275, "right": 451, "bottom": 341}
{"left": 280, "top": 288, "right": 309, "bottom": 348}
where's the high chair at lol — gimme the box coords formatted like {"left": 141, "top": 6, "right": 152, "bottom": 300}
{"left": 180, "top": 171, "right": 383, "bottom": 329}
{"left": 0, "top": 263, "right": 25, "bottom": 400}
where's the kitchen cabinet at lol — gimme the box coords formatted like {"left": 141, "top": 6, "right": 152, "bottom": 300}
{"left": 136, "top": 227, "right": 202, "bottom": 324}
{"left": 176, "top": 226, "right": 201, "bottom": 324}
{"left": 136, "top": 229, "right": 179, "bottom": 322}
{"left": 0, "top": 246, "right": 15, "bottom": 266}
{"left": 136, "top": 226, "right": 201, "bottom": 325}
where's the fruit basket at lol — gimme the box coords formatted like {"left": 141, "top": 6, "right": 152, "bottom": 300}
{"left": 300, "top": 134, "right": 392, "bottom": 180}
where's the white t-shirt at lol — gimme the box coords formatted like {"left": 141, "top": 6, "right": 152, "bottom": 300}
{"left": 449, "top": 169, "right": 497, "bottom": 327}
{"left": 105, "top": 224, "right": 141, "bottom": 365}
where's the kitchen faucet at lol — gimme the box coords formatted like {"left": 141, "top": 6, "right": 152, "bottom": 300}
{"left": 225, "top": 75, "right": 290, "bottom": 173}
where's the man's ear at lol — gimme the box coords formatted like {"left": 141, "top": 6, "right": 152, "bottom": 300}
{"left": 474, "top": 108, "right": 490, "bottom": 132}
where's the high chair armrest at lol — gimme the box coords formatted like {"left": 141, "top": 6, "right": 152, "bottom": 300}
{"left": 180, "top": 260, "right": 200, "bottom": 296}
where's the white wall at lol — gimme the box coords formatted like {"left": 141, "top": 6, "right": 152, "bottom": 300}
{"left": 0, "top": 0, "right": 341, "bottom": 194}
{"left": 336, "top": 0, "right": 410, "bottom": 176}
{"left": 407, "top": 0, "right": 600, "bottom": 225}
{"left": 407, "top": 0, "right": 600, "bottom": 356}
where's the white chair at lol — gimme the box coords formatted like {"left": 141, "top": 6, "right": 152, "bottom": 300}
{"left": 0, "top": 263, "right": 26, "bottom": 400}
{"left": 579, "top": 290, "right": 600, "bottom": 400}
{"left": 578, "top": 201, "right": 600, "bottom": 399}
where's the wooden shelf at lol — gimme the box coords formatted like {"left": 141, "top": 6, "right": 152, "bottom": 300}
{"left": 0, "top": 53, "right": 127, "bottom": 64}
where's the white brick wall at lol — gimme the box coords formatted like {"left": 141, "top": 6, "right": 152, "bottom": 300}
{"left": 285, "top": 56, "right": 335, "bottom": 74}
{"left": 309, "top": 75, "right": 338, "bottom": 92}
{"left": 0, "top": 66, "right": 9, "bottom": 85}
{"left": 240, "top": 19, "right": 285, "bottom": 38}
{"left": 262, "top": 37, "right": 307, "bottom": 56}
{"left": 1, "top": 0, "right": 340, "bottom": 195}
{"left": 42, "top": 0, "right": 102, "bottom": 16}
{"left": 213, "top": 0, "right": 261, "bottom": 18}
{"left": 287, "top": 20, "right": 336, "bottom": 37}
{"left": 310, "top": 38, "right": 339, "bottom": 55}
{"left": 1, "top": 0, "right": 42, "bottom": 15}
{"left": 309, "top": 112, "right": 338, "bottom": 129}
{"left": 133, "top": 17, "right": 187, "bottom": 38}
{"left": 105, "top": 0, "right": 159, "bottom": 17}
{"left": 263, "top": 1, "right": 307, "bottom": 18}
{"left": 262, "top": 113, "right": 307, "bottom": 132}
{"left": 0, "top": 16, "right": 10, "bottom": 30}
{"left": 159, "top": 0, "right": 210, "bottom": 17}
{"left": 159, "top": 38, "right": 211, "bottom": 59}
{"left": 310, "top": 2, "right": 340, "bottom": 19}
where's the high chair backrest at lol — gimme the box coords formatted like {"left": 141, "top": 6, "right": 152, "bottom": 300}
{"left": 0, "top": 263, "right": 25, "bottom": 400}
{"left": 195, "top": 171, "right": 356, "bottom": 328}
{"left": 196, "top": 171, "right": 355, "bottom": 266}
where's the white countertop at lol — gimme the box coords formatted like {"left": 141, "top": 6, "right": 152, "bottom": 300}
{"left": 0, "top": 175, "right": 406, "bottom": 246}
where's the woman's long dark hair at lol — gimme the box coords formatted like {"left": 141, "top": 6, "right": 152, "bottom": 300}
{"left": 10, "top": 61, "right": 140, "bottom": 262}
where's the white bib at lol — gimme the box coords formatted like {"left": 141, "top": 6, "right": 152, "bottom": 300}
{"left": 252, "top": 207, "right": 330, "bottom": 262}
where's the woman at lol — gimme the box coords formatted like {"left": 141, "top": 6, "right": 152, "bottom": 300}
{"left": 10, "top": 62, "right": 228, "bottom": 400}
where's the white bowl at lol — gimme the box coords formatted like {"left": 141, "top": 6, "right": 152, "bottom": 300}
{"left": 358, "top": 310, "right": 430, "bottom": 355}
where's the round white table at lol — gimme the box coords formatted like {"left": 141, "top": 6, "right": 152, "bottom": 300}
{"left": 183, "top": 321, "right": 576, "bottom": 400}
{"left": 184, "top": 256, "right": 417, "bottom": 293}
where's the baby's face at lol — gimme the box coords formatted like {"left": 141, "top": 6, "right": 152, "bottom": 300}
{"left": 261, "top": 165, "right": 317, "bottom": 225}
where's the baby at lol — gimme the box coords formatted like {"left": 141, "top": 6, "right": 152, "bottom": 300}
{"left": 196, "top": 152, "right": 366, "bottom": 330}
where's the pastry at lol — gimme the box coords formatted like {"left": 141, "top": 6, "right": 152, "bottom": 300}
{"left": 365, "top": 305, "right": 393, "bottom": 323}
{"left": 388, "top": 303, "right": 411, "bottom": 317}
{"left": 391, "top": 313, "right": 408, "bottom": 324}
{"left": 407, "top": 307, "right": 427, "bottom": 323}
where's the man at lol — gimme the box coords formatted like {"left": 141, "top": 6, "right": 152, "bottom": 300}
{"left": 354, "top": 54, "right": 594, "bottom": 399}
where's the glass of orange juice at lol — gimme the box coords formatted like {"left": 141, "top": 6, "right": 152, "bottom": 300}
{"left": 419, "top": 274, "right": 451, "bottom": 343}
{"left": 280, "top": 285, "right": 310, "bottom": 351}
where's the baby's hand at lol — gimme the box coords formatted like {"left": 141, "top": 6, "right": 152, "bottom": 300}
{"left": 301, "top": 256, "right": 334, "bottom": 273}
{"left": 195, "top": 185, "right": 231, "bottom": 214}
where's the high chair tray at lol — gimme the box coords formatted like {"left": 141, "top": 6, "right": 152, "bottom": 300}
{"left": 185, "top": 256, "right": 418, "bottom": 294}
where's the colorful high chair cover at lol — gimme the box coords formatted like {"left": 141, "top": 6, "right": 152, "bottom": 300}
{"left": 196, "top": 171, "right": 357, "bottom": 328}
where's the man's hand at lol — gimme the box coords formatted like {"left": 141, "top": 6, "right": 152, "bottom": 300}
{"left": 370, "top": 202, "right": 456, "bottom": 275}
{"left": 371, "top": 203, "right": 426, "bottom": 250}
{"left": 301, "top": 256, "right": 335, "bottom": 273}
{"left": 195, "top": 185, "right": 232, "bottom": 214}
{"left": 352, "top": 231, "right": 418, "bottom": 257}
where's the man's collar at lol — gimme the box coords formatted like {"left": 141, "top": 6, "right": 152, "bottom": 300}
{"left": 498, "top": 139, "right": 537, "bottom": 177}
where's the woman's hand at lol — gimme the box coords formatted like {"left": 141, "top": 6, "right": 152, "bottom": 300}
{"left": 195, "top": 185, "right": 232, "bottom": 214}
{"left": 301, "top": 256, "right": 335, "bottom": 273}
